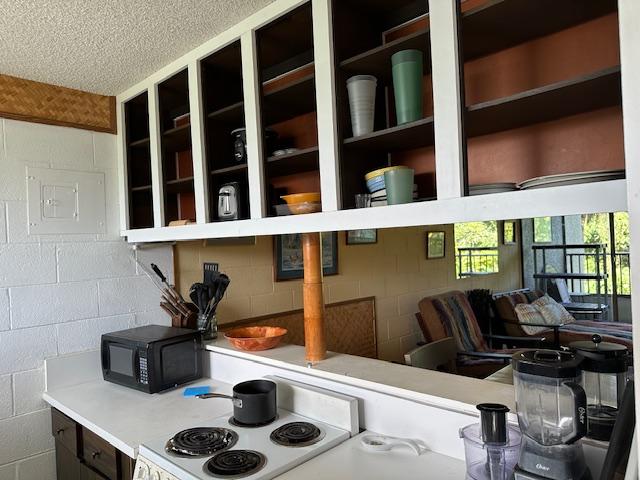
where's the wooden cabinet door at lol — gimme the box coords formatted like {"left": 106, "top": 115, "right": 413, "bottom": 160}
{"left": 80, "top": 463, "right": 109, "bottom": 480}
{"left": 82, "top": 428, "right": 118, "bottom": 480}
{"left": 55, "top": 440, "right": 82, "bottom": 480}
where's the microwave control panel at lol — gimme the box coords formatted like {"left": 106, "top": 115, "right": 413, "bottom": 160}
{"left": 139, "top": 351, "right": 149, "bottom": 385}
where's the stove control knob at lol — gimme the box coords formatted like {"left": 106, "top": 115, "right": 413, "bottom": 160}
{"left": 136, "top": 462, "right": 150, "bottom": 480}
{"left": 151, "top": 471, "right": 161, "bottom": 480}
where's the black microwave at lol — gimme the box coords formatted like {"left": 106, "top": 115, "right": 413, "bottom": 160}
{"left": 101, "top": 325, "right": 203, "bottom": 394}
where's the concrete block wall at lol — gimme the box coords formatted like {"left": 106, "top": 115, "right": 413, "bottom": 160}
{"left": 175, "top": 223, "right": 522, "bottom": 363}
{"left": 0, "top": 119, "right": 173, "bottom": 479}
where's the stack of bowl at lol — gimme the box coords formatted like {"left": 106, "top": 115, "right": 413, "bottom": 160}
{"left": 365, "top": 166, "right": 408, "bottom": 193}
{"left": 365, "top": 166, "right": 417, "bottom": 206}
{"left": 279, "top": 192, "right": 321, "bottom": 215}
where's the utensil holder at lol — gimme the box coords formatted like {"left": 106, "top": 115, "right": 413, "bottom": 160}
{"left": 391, "top": 50, "right": 424, "bottom": 125}
{"left": 198, "top": 313, "right": 218, "bottom": 340}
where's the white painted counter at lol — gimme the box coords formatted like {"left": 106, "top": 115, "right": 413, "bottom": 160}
{"left": 205, "top": 339, "right": 516, "bottom": 413}
{"left": 275, "top": 432, "right": 466, "bottom": 479}
{"left": 43, "top": 350, "right": 235, "bottom": 458}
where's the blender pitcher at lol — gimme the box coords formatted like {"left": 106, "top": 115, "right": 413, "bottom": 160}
{"left": 570, "top": 334, "right": 630, "bottom": 441}
{"left": 512, "top": 350, "right": 591, "bottom": 480}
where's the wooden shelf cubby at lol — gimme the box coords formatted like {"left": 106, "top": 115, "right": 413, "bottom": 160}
{"left": 158, "top": 69, "right": 196, "bottom": 224}
{"left": 458, "top": 0, "right": 623, "bottom": 191}
{"left": 256, "top": 1, "right": 320, "bottom": 217}
{"left": 332, "top": 0, "right": 435, "bottom": 209}
{"left": 124, "top": 92, "right": 153, "bottom": 229}
{"left": 201, "top": 40, "right": 250, "bottom": 221}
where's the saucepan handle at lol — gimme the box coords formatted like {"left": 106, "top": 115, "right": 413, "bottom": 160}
{"left": 196, "top": 393, "right": 243, "bottom": 408}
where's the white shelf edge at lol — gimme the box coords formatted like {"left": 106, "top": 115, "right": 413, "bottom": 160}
{"left": 122, "top": 179, "right": 628, "bottom": 242}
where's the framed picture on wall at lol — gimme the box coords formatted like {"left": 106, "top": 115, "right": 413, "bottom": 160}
{"left": 503, "top": 221, "right": 516, "bottom": 245}
{"left": 346, "top": 229, "right": 377, "bottom": 245}
{"left": 426, "top": 231, "right": 445, "bottom": 259}
{"left": 274, "top": 232, "right": 339, "bottom": 281}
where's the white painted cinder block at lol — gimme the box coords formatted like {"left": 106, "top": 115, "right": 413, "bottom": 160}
{"left": 0, "top": 409, "right": 53, "bottom": 465}
{"left": 0, "top": 289, "right": 9, "bottom": 332}
{"left": 135, "top": 309, "right": 171, "bottom": 327}
{"left": 98, "top": 276, "right": 159, "bottom": 316}
{"left": 93, "top": 132, "right": 117, "bottom": 171}
{"left": 4, "top": 119, "right": 94, "bottom": 171}
{"left": 13, "top": 369, "right": 46, "bottom": 415}
{"left": 0, "top": 375, "right": 12, "bottom": 420}
{"left": 0, "top": 326, "right": 57, "bottom": 375}
{"left": 0, "top": 202, "right": 6, "bottom": 244}
{"left": 57, "top": 314, "right": 136, "bottom": 355}
{"left": 57, "top": 242, "right": 136, "bottom": 282}
{"left": 0, "top": 462, "right": 16, "bottom": 480}
{"left": 16, "top": 450, "right": 55, "bottom": 480}
{"left": 97, "top": 168, "right": 122, "bottom": 240}
{"left": 10, "top": 282, "right": 98, "bottom": 329}
{"left": 0, "top": 244, "right": 57, "bottom": 288}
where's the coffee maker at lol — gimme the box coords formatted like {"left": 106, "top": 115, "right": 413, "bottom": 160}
{"left": 512, "top": 350, "right": 591, "bottom": 480}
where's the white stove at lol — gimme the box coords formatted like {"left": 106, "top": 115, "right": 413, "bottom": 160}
{"left": 134, "top": 377, "right": 358, "bottom": 480}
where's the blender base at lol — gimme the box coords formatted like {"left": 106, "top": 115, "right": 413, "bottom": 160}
{"left": 514, "top": 464, "right": 592, "bottom": 480}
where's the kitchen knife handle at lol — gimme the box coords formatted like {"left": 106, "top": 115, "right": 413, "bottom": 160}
{"left": 151, "top": 263, "right": 166, "bottom": 283}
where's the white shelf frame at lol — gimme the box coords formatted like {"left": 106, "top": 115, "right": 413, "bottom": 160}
{"left": 116, "top": 0, "right": 631, "bottom": 244}
{"left": 124, "top": 179, "right": 628, "bottom": 242}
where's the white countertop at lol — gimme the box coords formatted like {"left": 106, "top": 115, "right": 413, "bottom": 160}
{"left": 275, "top": 432, "right": 467, "bottom": 479}
{"left": 206, "top": 339, "right": 516, "bottom": 413}
{"left": 43, "top": 351, "right": 236, "bottom": 458}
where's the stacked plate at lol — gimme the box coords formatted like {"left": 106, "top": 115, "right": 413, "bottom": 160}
{"left": 469, "top": 183, "right": 518, "bottom": 196}
{"left": 517, "top": 169, "right": 625, "bottom": 190}
{"left": 370, "top": 185, "right": 418, "bottom": 206}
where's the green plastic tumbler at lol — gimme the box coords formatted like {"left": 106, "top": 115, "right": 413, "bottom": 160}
{"left": 384, "top": 168, "right": 415, "bottom": 205}
{"left": 391, "top": 49, "right": 424, "bottom": 124}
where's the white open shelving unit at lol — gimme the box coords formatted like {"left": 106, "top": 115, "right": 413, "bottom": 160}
{"left": 117, "top": 0, "right": 631, "bottom": 244}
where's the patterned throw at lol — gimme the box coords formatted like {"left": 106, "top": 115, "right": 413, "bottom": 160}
{"left": 432, "top": 295, "right": 487, "bottom": 352}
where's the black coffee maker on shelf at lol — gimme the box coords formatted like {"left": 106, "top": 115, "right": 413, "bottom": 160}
{"left": 512, "top": 350, "right": 592, "bottom": 480}
{"left": 570, "top": 334, "right": 631, "bottom": 441}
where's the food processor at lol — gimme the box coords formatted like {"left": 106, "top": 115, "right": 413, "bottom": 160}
{"left": 570, "top": 334, "right": 630, "bottom": 441}
{"left": 460, "top": 403, "right": 521, "bottom": 480}
{"left": 512, "top": 350, "right": 591, "bottom": 480}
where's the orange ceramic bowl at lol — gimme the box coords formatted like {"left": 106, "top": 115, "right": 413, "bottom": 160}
{"left": 280, "top": 193, "right": 321, "bottom": 204}
{"left": 224, "top": 326, "right": 288, "bottom": 351}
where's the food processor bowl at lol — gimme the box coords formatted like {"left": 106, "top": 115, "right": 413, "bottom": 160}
{"left": 460, "top": 423, "right": 521, "bottom": 480}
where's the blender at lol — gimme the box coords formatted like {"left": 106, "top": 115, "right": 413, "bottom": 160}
{"left": 460, "top": 403, "right": 521, "bottom": 480}
{"left": 570, "top": 334, "right": 630, "bottom": 441}
{"left": 512, "top": 350, "right": 591, "bottom": 480}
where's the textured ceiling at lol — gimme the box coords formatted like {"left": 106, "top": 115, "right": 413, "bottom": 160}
{"left": 0, "top": 0, "right": 276, "bottom": 95}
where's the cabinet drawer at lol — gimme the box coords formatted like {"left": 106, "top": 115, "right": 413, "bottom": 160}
{"left": 51, "top": 408, "right": 79, "bottom": 456}
{"left": 82, "top": 428, "right": 117, "bottom": 480}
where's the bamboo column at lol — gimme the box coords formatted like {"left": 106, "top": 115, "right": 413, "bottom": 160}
{"left": 302, "top": 232, "right": 327, "bottom": 362}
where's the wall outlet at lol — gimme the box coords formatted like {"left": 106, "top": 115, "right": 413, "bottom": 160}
{"left": 204, "top": 262, "right": 219, "bottom": 284}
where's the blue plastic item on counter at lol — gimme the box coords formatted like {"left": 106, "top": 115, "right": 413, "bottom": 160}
{"left": 183, "top": 386, "right": 211, "bottom": 397}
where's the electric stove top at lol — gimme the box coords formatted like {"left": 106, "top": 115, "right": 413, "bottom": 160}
{"left": 136, "top": 409, "right": 350, "bottom": 480}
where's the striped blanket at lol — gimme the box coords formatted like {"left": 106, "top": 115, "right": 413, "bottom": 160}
{"left": 559, "top": 321, "right": 633, "bottom": 349}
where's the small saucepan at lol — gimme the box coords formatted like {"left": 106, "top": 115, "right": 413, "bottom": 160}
{"left": 197, "top": 379, "right": 277, "bottom": 426}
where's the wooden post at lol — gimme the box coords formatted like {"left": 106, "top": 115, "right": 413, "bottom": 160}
{"left": 302, "top": 232, "right": 327, "bottom": 362}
